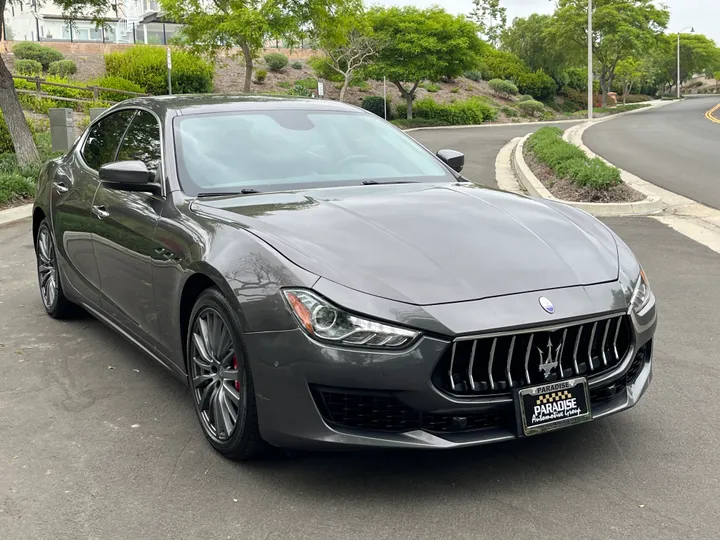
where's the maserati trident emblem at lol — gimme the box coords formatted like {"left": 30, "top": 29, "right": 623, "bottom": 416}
{"left": 538, "top": 337, "right": 562, "bottom": 380}
{"left": 539, "top": 296, "right": 555, "bottom": 314}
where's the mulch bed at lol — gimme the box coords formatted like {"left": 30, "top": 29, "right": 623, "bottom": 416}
{"left": 523, "top": 147, "right": 645, "bottom": 204}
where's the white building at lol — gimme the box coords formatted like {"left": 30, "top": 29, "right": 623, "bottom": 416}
{"left": 3, "top": 1, "right": 181, "bottom": 44}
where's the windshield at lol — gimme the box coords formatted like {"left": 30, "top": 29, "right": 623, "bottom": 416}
{"left": 173, "top": 109, "right": 453, "bottom": 195}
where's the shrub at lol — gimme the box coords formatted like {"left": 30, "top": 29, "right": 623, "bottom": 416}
{"left": 254, "top": 69, "right": 267, "bottom": 84}
{"left": 488, "top": 78, "right": 518, "bottom": 97}
{"left": 277, "top": 81, "right": 292, "bottom": 89}
{"left": 397, "top": 97, "right": 496, "bottom": 125}
{"left": 48, "top": 59, "right": 77, "bottom": 77}
{"left": 501, "top": 106, "right": 518, "bottom": 118}
{"left": 295, "top": 77, "right": 318, "bottom": 92}
{"left": 451, "top": 87, "right": 460, "bottom": 94}
{"left": 517, "top": 70, "right": 557, "bottom": 101}
{"left": 307, "top": 56, "right": 343, "bottom": 82}
{"left": 0, "top": 110, "right": 16, "bottom": 154}
{"left": 422, "top": 82, "right": 441, "bottom": 93}
{"left": 527, "top": 127, "right": 621, "bottom": 189}
{"left": 15, "top": 59, "right": 43, "bottom": 76}
{"left": 14, "top": 76, "right": 92, "bottom": 111}
{"left": 624, "top": 94, "right": 652, "bottom": 103}
{"left": 518, "top": 100, "right": 545, "bottom": 117}
{"left": 264, "top": 52, "right": 289, "bottom": 72}
{"left": 90, "top": 75, "right": 146, "bottom": 102}
{"left": 13, "top": 42, "right": 63, "bottom": 70}
{"left": 105, "top": 45, "right": 213, "bottom": 95}
{"left": 519, "top": 94, "right": 534, "bottom": 102}
{"left": 478, "top": 50, "right": 528, "bottom": 82}
{"left": 291, "top": 61, "right": 303, "bottom": 70}
{"left": 361, "top": 96, "right": 392, "bottom": 119}
{"left": 464, "top": 70, "right": 482, "bottom": 82}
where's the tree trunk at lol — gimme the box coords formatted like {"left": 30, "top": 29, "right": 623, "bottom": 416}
{"left": 405, "top": 93, "right": 413, "bottom": 119}
{"left": 393, "top": 81, "right": 419, "bottom": 119}
{"left": 339, "top": 74, "right": 349, "bottom": 103}
{"left": 599, "top": 77, "right": 608, "bottom": 108}
{"left": 240, "top": 42, "right": 253, "bottom": 93}
{"left": 0, "top": 56, "right": 39, "bottom": 166}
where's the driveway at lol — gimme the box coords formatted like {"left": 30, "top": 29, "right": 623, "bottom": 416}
{"left": 2, "top": 212, "right": 719, "bottom": 539}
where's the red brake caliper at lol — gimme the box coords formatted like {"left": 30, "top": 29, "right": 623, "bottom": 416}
{"left": 233, "top": 356, "right": 240, "bottom": 391}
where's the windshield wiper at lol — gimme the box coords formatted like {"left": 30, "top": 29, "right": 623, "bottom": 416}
{"left": 197, "top": 189, "right": 260, "bottom": 197}
{"left": 362, "top": 180, "right": 419, "bottom": 186}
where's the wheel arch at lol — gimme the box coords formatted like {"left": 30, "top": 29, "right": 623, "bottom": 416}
{"left": 32, "top": 207, "right": 47, "bottom": 248}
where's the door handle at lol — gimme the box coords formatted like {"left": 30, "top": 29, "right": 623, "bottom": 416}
{"left": 53, "top": 181, "right": 69, "bottom": 194}
{"left": 92, "top": 205, "right": 110, "bottom": 219}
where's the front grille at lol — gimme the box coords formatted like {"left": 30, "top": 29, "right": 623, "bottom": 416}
{"left": 312, "top": 388, "right": 511, "bottom": 434}
{"left": 434, "top": 314, "right": 632, "bottom": 397}
{"left": 589, "top": 341, "right": 651, "bottom": 404}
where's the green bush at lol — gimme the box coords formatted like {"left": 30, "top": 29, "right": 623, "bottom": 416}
{"left": 464, "top": 70, "right": 482, "bottom": 82}
{"left": 48, "top": 59, "right": 77, "bottom": 77}
{"left": 518, "top": 99, "right": 545, "bottom": 117}
{"left": 501, "top": 106, "right": 518, "bottom": 118}
{"left": 562, "top": 67, "right": 600, "bottom": 94}
{"left": 422, "top": 82, "right": 441, "bottom": 93}
{"left": 488, "top": 78, "right": 518, "bottom": 97}
{"left": 624, "top": 94, "right": 652, "bottom": 103}
{"left": 0, "top": 110, "right": 16, "bottom": 155}
{"left": 451, "top": 87, "right": 460, "bottom": 94}
{"left": 15, "top": 59, "right": 43, "bottom": 76}
{"left": 397, "top": 97, "right": 496, "bottom": 126}
{"left": 277, "top": 81, "right": 292, "bottom": 89}
{"left": 295, "top": 77, "right": 318, "bottom": 92}
{"left": 518, "top": 94, "right": 534, "bottom": 102}
{"left": 264, "top": 52, "right": 289, "bottom": 72}
{"left": 105, "top": 45, "right": 213, "bottom": 95}
{"left": 291, "top": 61, "right": 303, "bottom": 70}
{"left": 14, "top": 76, "right": 92, "bottom": 111}
{"left": 13, "top": 42, "right": 63, "bottom": 70}
{"left": 307, "top": 56, "right": 343, "bottom": 82}
{"left": 90, "top": 75, "right": 146, "bottom": 102}
{"left": 527, "top": 127, "right": 621, "bottom": 189}
{"left": 361, "top": 96, "right": 393, "bottom": 119}
{"left": 390, "top": 118, "right": 447, "bottom": 129}
{"left": 478, "top": 50, "right": 528, "bottom": 82}
{"left": 517, "top": 70, "right": 557, "bottom": 101}
{"left": 254, "top": 69, "right": 268, "bottom": 83}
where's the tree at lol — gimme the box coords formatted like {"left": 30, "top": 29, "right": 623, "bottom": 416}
{"left": 615, "top": 57, "right": 644, "bottom": 103}
{"left": 549, "top": 0, "right": 669, "bottom": 107}
{"left": 366, "top": 7, "right": 486, "bottom": 119}
{"left": 644, "top": 33, "right": 720, "bottom": 95}
{"left": 161, "top": 0, "right": 360, "bottom": 93}
{"left": 317, "top": 11, "right": 379, "bottom": 103}
{"left": 500, "top": 14, "right": 568, "bottom": 81}
{"left": 468, "top": 0, "right": 507, "bottom": 48}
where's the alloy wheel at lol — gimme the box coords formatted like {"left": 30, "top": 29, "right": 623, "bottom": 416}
{"left": 37, "top": 227, "right": 58, "bottom": 310}
{"left": 190, "top": 308, "right": 244, "bottom": 442}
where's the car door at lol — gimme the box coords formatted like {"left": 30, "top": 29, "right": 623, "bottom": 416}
{"left": 52, "top": 110, "right": 136, "bottom": 307}
{"left": 90, "top": 109, "right": 164, "bottom": 348}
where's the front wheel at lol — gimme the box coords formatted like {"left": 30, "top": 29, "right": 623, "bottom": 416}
{"left": 187, "top": 288, "right": 268, "bottom": 460}
{"left": 36, "top": 219, "right": 75, "bottom": 319}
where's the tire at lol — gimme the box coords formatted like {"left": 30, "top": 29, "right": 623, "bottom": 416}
{"left": 35, "top": 218, "right": 75, "bottom": 319}
{"left": 186, "top": 287, "right": 269, "bottom": 460}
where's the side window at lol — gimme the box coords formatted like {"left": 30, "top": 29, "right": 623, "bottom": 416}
{"left": 81, "top": 110, "right": 135, "bottom": 171}
{"left": 116, "top": 111, "right": 162, "bottom": 178}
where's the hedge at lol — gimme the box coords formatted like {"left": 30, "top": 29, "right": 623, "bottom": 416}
{"left": 13, "top": 42, "right": 64, "bottom": 70}
{"left": 89, "top": 76, "right": 146, "bottom": 102}
{"left": 527, "top": 127, "right": 621, "bottom": 189}
{"left": 105, "top": 45, "right": 213, "bottom": 95}
{"left": 397, "top": 97, "right": 496, "bottom": 126}
{"left": 48, "top": 60, "right": 77, "bottom": 78}
{"left": 15, "top": 59, "right": 43, "bottom": 76}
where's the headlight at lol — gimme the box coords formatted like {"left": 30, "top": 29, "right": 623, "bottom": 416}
{"left": 629, "top": 268, "right": 651, "bottom": 313}
{"left": 283, "top": 289, "right": 420, "bottom": 349}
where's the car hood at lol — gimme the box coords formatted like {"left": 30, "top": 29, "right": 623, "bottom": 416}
{"left": 194, "top": 183, "right": 619, "bottom": 306}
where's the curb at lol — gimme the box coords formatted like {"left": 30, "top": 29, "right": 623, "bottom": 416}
{"left": 512, "top": 134, "right": 663, "bottom": 217}
{"left": 0, "top": 203, "right": 32, "bottom": 227}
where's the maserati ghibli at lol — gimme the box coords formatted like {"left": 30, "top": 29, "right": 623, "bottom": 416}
{"left": 32, "top": 96, "right": 657, "bottom": 459}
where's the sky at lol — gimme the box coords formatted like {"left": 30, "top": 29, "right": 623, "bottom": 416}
{"left": 380, "top": 0, "right": 720, "bottom": 45}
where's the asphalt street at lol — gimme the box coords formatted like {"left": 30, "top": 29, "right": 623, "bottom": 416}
{"left": 583, "top": 97, "right": 720, "bottom": 209}
{"left": 2, "top": 119, "right": 719, "bottom": 539}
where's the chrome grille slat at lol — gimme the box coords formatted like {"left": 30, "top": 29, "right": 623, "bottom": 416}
{"left": 467, "top": 340, "right": 477, "bottom": 390}
{"left": 524, "top": 333, "right": 534, "bottom": 385}
{"left": 587, "top": 322, "right": 598, "bottom": 370}
{"left": 506, "top": 336, "right": 516, "bottom": 388}
{"left": 488, "top": 338, "right": 497, "bottom": 390}
{"left": 600, "top": 319, "right": 610, "bottom": 367}
{"left": 437, "top": 314, "right": 631, "bottom": 397}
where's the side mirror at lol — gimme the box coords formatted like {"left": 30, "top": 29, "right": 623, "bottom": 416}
{"left": 437, "top": 149, "right": 465, "bottom": 173}
{"left": 99, "top": 161, "right": 161, "bottom": 195}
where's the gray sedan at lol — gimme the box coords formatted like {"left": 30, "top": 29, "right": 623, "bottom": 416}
{"left": 32, "top": 95, "right": 657, "bottom": 459}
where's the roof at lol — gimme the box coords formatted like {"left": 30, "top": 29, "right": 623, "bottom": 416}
{"left": 118, "top": 94, "right": 361, "bottom": 117}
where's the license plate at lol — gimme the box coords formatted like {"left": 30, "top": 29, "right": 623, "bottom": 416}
{"left": 516, "top": 377, "right": 592, "bottom": 436}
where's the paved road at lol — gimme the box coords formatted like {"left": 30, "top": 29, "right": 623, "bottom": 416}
{"left": 411, "top": 121, "right": 580, "bottom": 188}
{"left": 2, "top": 212, "right": 719, "bottom": 540}
{"left": 584, "top": 97, "right": 720, "bottom": 209}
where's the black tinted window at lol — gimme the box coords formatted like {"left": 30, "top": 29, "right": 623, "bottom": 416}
{"left": 81, "top": 110, "right": 134, "bottom": 170}
{"left": 117, "top": 111, "right": 162, "bottom": 177}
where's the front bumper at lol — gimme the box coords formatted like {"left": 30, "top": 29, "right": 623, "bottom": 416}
{"left": 244, "top": 299, "right": 657, "bottom": 451}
